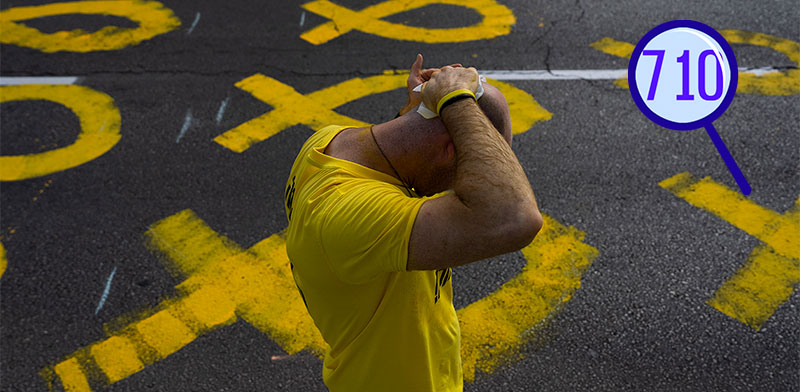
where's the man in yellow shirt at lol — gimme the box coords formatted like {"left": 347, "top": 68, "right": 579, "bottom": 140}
{"left": 284, "top": 55, "right": 542, "bottom": 391}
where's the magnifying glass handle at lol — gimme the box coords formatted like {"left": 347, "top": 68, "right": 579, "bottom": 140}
{"left": 705, "top": 123, "right": 751, "bottom": 195}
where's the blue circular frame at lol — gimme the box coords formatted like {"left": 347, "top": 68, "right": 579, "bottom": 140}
{"left": 628, "top": 20, "right": 738, "bottom": 131}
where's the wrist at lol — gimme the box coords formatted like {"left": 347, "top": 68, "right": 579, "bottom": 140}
{"left": 439, "top": 96, "right": 477, "bottom": 124}
{"left": 437, "top": 89, "right": 476, "bottom": 114}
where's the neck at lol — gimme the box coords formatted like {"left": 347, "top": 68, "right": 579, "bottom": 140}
{"left": 369, "top": 122, "right": 415, "bottom": 193}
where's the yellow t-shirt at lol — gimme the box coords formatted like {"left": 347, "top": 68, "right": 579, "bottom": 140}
{"left": 284, "top": 125, "right": 462, "bottom": 392}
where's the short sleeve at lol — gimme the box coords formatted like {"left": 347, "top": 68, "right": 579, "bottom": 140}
{"left": 319, "top": 179, "right": 426, "bottom": 284}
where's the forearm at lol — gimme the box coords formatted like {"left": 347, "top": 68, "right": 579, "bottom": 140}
{"left": 397, "top": 102, "right": 415, "bottom": 117}
{"left": 440, "top": 98, "right": 539, "bottom": 233}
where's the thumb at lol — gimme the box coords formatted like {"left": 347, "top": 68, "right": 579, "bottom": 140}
{"left": 410, "top": 54, "right": 423, "bottom": 76}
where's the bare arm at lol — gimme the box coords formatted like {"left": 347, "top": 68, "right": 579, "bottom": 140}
{"left": 407, "top": 67, "right": 542, "bottom": 270}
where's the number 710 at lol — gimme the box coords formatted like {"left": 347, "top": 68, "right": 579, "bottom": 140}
{"left": 641, "top": 49, "right": 723, "bottom": 101}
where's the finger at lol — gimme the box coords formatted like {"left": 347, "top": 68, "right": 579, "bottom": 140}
{"left": 410, "top": 53, "right": 423, "bottom": 76}
{"left": 420, "top": 68, "right": 437, "bottom": 80}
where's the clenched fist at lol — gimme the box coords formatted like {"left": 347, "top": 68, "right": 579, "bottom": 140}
{"left": 420, "top": 66, "right": 480, "bottom": 114}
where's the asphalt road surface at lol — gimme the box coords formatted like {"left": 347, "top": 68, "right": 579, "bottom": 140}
{"left": 1, "top": 0, "right": 798, "bottom": 391}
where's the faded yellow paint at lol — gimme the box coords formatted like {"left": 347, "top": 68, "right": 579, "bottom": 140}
{"left": 0, "top": 1, "right": 180, "bottom": 53}
{"left": 589, "top": 37, "right": 634, "bottom": 59}
{"left": 216, "top": 72, "right": 552, "bottom": 153}
{"left": 214, "top": 74, "right": 372, "bottom": 153}
{"left": 720, "top": 30, "right": 800, "bottom": 95}
{"left": 177, "top": 282, "right": 238, "bottom": 329}
{"left": 659, "top": 172, "right": 798, "bottom": 260}
{"left": 142, "top": 209, "right": 240, "bottom": 276}
{"left": 90, "top": 336, "right": 143, "bottom": 384}
{"left": 660, "top": 172, "right": 800, "bottom": 330}
{"left": 136, "top": 310, "right": 196, "bottom": 358}
{"left": 479, "top": 78, "right": 553, "bottom": 135}
{"left": 458, "top": 214, "right": 598, "bottom": 381}
{"left": 43, "top": 208, "right": 596, "bottom": 388}
{"left": 613, "top": 78, "right": 630, "bottom": 89}
{"left": 0, "top": 242, "right": 6, "bottom": 280}
{"left": 589, "top": 37, "right": 633, "bottom": 89}
{"left": 42, "top": 210, "right": 328, "bottom": 390}
{"left": 709, "top": 241, "right": 800, "bottom": 330}
{"left": 150, "top": 211, "right": 327, "bottom": 356}
{"left": 52, "top": 358, "right": 91, "bottom": 392}
{"left": 300, "top": 0, "right": 515, "bottom": 45}
{"left": 589, "top": 30, "right": 800, "bottom": 95}
{"left": 0, "top": 85, "right": 121, "bottom": 182}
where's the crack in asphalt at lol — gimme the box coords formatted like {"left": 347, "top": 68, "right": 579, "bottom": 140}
{"left": 544, "top": 45, "right": 553, "bottom": 74}
{"left": 574, "top": 0, "right": 586, "bottom": 23}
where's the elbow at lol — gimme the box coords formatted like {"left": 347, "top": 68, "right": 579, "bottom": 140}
{"left": 505, "top": 206, "right": 542, "bottom": 251}
{"left": 521, "top": 207, "right": 543, "bottom": 247}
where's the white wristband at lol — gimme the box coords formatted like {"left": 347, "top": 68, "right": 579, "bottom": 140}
{"left": 413, "top": 75, "right": 486, "bottom": 119}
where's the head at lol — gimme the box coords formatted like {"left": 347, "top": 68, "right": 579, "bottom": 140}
{"left": 391, "top": 82, "right": 513, "bottom": 196}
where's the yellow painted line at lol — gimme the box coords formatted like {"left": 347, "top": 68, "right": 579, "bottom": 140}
{"left": 721, "top": 30, "right": 800, "bottom": 96}
{"left": 44, "top": 209, "right": 596, "bottom": 388}
{"left": 589, "top": 37, "right": 633, "bottom": 89}
{"left": 458, "top": 214, "right": 598, "bottom": 381}
{"left": 43, "top": 210, "right": 327, "bottom": 390}
{"left": 659, "top": 172, "right": 799, "bottom": 260}
{"left": 0, "top": 85, "right": 121, "bottom": 182}
{"left": 0, "top": 242, "right": 6, "bottom": 280}
{"left": 176, "top": 283, "right": 238, "bottom": 329}
{"left": 135, "top": 310, "right": 196, "bottom": 358}
{"left": 90, "top": 336, "right": 144, "bottom": 384}
{"left": 215, "top": 72, "right": 551, "bottom": 153}
{"left": 300, "top": 0, "right": 514, "bottom": 45}
{"left": 660, "top": 172, "right": 800, "bottom": 330}
{"left": 708, "top": 239, "right": 800, "bottom": 330}
{"left": 52, "top": 358, "right": 91, "bottom": 392}
{"left": 589, "top": 37, "right": 635, "bottom": 59}
{"left": 0, "top": 1, "right": 180, "bottom": 53}
{"left": 491, "top": 78, "right": 553, "bottom": 135}
{"left": 143, "top": 209, "right": 241, "bottom": 277}
{"left": 589, "top": 30, "right": 800, "bottom": 95}
{"left": 213, "top": 74, "right": 372, "bottom": 153}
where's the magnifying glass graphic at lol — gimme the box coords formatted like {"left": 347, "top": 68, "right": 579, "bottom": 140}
{"left": 629, "top": 20, "right": 751, "bottom": 195}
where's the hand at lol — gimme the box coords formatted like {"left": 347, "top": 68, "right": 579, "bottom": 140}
{"left": 398, "top": 54, "right": 462, "bottom": 116}
{"left": 420, "top": 66, "right": 480, "bottom": 114}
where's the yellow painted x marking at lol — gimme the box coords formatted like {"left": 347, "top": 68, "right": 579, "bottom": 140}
{"left": 42, "top": 209, "right": 597, "bottom": 389}
{"left": 214, "top": 74, "right": 385, "bottom": 152}
{"left": 660, "top": 172, "right": 800, "bottom": 330}
{"left": 300, "top": 0, "right": 515, "bottom": 45}
{"left": 215, "top": 72, "right": 552, "bottom": 153}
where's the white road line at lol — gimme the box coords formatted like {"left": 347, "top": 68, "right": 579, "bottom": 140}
{"left": 95, "top": 266, "right": 117, "bottom": 315}
{"left": 216, "top": 97, "right": 230, "bottom": 125}
{"left": 0, "top": 76, "right": 78, "bottom": 85}
{"left": 187, "top": 12, "right": 201, "bottom": 35}
{"left": 300, "top": 11, "right": 306, "bottom": 27}
{"left": 483, "top": 69, "right": 628, "bottom": 80}
{"left": 176, "top": 109, "right": 193, "bottom": 143}
{"left": 739, "top": 66, "right": 783, "bottom": 76}
{"left": 482, "top": 67, "right": 781, "bottom": 80}
{"left": 0, "top": 67, "right": 781, "bottom": 87}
